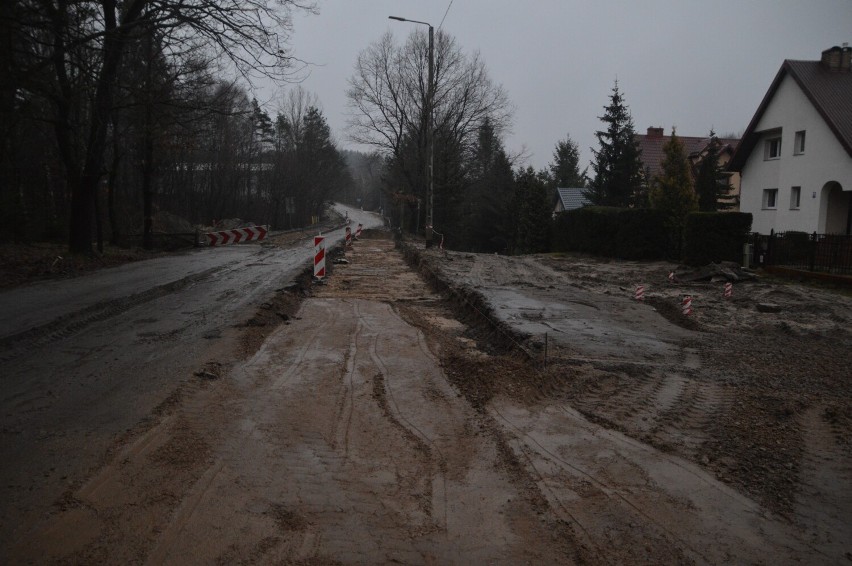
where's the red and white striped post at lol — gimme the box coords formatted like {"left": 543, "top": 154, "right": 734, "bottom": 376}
{"left": 314, "top": 236, "right": 326, "bottom": 279}
{"left": 355, "top": 223, "right": 362, "bottom": 239}
{"left": 635, "top": 285, "right": 645, "bottom": 301}
{"left": 682, "top": 295, "right": 693, "bottom": 316}
{"left": 345, "top": 226, "right": 352, "bottom": 247}
{"left": 724, "top": 282, "right": 733, "bottom": 298}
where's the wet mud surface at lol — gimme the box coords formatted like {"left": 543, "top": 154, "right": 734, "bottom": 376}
{"left": 413, "top": 247, "right": 852, "bottom": 563}
{"left": 2, "top": 229, "right": 849, "bottom": 564}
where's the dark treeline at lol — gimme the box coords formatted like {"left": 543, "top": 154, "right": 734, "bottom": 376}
{"left": 4, "top": 2, "right": 720, "bottom": 258}
{"left": 0, "top": 0, "right": 351, "bottom": 251}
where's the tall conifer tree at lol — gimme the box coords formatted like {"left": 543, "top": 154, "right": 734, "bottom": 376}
{"left": 586, "top": 81, "right": 644, "bottom": 207}
{"left": 694, "top": 130, "right": 734, "bottom": 211}
{"left": 513, "top": 166, "right": 551, "bottom": 254}
{"left": 464, "top": 118, "right": 515, "bottom": 252}
{"left": 548, "top": 134, "right": 585, "bottom": 189}
{"left": 649, "top": 129, "right": 698, "bottom": 255}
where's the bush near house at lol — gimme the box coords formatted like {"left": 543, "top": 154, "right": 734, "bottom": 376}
{"left": 552, "top": 207, "right": 618, "bottom": 256}
{"left": 682, "top": 212, "right": 753, "bottom": 266}
{"left": 552, "top": 206, "right": 669, "bottom": 259}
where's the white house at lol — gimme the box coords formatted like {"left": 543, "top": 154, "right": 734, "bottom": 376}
{"left": 728, "top": 45, "right": 852, "bottom": 235}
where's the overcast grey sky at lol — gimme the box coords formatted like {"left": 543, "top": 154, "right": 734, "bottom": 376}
{"left": 259, "top": 0, "right": 851, "bottom": 171}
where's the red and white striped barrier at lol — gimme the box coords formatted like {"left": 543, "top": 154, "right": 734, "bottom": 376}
{"left": 682, "top": 295, "right": 693, "bottom": 316}
{"left": 635, "top": 285, "right": 645, "bottom": 301}
{"left": 355, "top": 223, "right": 363, "bottom": 239}
{"left": 345, "top": 226, "right": 352, "bottom": 247}
{"left": 724, "top": 282, "right": 733, "bottom": 298}
{"left": 206, "top": 225, "right": 268, "bottom": 246}
{"left": 314, "top": 236, "right": 326, "bottom": 279}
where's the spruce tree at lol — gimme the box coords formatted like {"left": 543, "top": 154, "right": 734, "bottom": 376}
{"left": 464, "top": 119, "right": 515, "bottom": 252}
{"left": 694, "top": 130, "right": 734, "bottom": 212}
{"left": 513, "top": 166, "right": 551, "bottom": 254}
{"left": 548, "top": 134, "right": 586, "bottom": 188}
{"left": 649, "top": 129, "right": 698, "bottom": 255}
{"left": 586, "top": 81, "right": 644, "bottom": 207}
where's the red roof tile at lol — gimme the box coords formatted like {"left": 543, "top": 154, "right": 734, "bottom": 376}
{"left": 636, "top": 129, "right": 738, "bottom": 179}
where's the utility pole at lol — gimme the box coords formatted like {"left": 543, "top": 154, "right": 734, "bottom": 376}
{"left": 389, "top": 15, "right": 434, "bottom": 248}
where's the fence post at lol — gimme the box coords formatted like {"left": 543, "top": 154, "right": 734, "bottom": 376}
{"left": 809, "top": 231, "right": 817, "bottom": 272}
{"left": 829, "top": 235, "right": 838, "bottom": 274}
{"left": 766, "top": 229, "right": 774, "bottom": 266}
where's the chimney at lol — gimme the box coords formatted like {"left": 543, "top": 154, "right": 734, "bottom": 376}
{"left": 821, "top": 43, "right": 851, "bottom": 73}
{"left": 647, "top": 127, "right": 664, "bottom": 137}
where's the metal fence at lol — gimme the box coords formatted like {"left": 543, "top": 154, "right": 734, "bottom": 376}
{"left": 752, "top": 230, "right": 852, "bottom": 275}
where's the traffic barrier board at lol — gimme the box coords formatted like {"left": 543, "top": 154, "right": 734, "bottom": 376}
{"left": 206, "top": 225, "right": 268, "bottom": 246}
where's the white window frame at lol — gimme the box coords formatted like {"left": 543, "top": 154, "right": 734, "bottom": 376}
{"left": 790, "top": 186, "right": 801, "bottom": 209}
{"left": 763, "top": 188, "right": 778, "bottom": 209}
{"left": 794, "top": 131, "right": 806, "bottom": 155}
{"left": 764, "top": 136, "right": 782, "bottom": 160}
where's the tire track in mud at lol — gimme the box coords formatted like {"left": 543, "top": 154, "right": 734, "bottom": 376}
{"left": 560, "top": 362, "right": 735, "bottom": 463}
{"left": 490, "top": 403, "right": 712, "bottom": 564}
{"left": 144, "top": 460, "right": 227, "bottom": 565}
{"left": 649, "top": 378, "right": 731, "bottom": 454}
{"left": 270, "top": 299, "right": 340, "bottom": 390}
{"left": 329, "top": 301, "right": 360, "bottom": 459}
{"left": 361, "top": 301, "right": 449, "bottom": 531}
{"left": 795, "top": 404, "right": 852, "bottom": 561}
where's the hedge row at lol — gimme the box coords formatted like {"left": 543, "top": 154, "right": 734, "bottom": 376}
{"left": 552, "top": 207, "right": 753, "bottom": 264}
{"left": 551, "top": 207, "right": 670, "bottom": 259}
{"left": 681, "top": 212, "right": 753, "bottom": 265}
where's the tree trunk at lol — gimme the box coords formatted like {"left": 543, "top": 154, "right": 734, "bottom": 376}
{"left": 68, "top": 0, "right": 147, "bottom": 254}
{"left": 108, "top": 134, "right": 121, "bottom": 245}
{"left": 94, "top": 180, "right": 104, "bottom": 253}
{"left": 142, "top": 136, "right": 154, "bottom": 250}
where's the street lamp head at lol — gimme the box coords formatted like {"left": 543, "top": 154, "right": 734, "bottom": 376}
{"left": 388, "top": 15, "right": 433, "bottom": 29}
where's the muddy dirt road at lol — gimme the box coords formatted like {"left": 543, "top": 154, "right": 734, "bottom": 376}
{"left": 5, "top": 229, "right": 847, "bottom": 564}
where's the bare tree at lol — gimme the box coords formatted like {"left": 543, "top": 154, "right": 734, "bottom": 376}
{"left": 346, "top": 28, "right": 512, "bottom": 231}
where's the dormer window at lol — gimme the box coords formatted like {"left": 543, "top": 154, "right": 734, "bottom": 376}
{"left": 764, "top": 136, "right": 782, "bottom": 160}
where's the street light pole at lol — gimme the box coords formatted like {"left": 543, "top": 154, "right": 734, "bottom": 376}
{"left": 389, "top": 16, "right": 434, "bottom": 248}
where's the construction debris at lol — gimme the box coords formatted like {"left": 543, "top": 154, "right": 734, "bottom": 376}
{"left": 674, "top": 261, "right": 757, "bottom": 283}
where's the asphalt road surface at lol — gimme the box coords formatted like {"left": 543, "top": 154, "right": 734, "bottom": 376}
{"left": 0, "top": 205, "right": 380, "bottom": 557}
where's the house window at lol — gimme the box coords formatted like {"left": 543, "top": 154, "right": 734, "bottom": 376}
{"left": 794, "top": 131, "right": 806, "bottom": 155}
{"left": 765, "top": 136, "right": 782, "bottom": 160}
{"left": 790, "top": 186, "right": 801, "bottom": 209}
{"left": 763, "top": 188, "right": 778, "bottom": 209}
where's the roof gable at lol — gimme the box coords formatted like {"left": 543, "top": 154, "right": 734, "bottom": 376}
{"left": 556, "top": 188, "right": 590, "bottom": 211}
{"left": 728, "top": 59, "right": 852, "bottom": 171}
